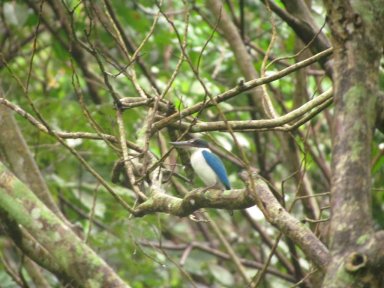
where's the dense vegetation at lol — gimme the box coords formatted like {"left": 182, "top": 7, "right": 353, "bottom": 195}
{"left": 0, "top": 1, "right": 383, "bottom": 287}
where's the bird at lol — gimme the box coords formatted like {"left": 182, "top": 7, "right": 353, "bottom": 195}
{"left": 170, "top": 139, "right": 231, "bottom": 190}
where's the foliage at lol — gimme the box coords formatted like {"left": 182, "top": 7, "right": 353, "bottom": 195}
{"left": 0, "top": 0, "right": 383, "bottom": 287}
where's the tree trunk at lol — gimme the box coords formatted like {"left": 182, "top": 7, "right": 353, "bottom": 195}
{"left": 323, "top": 1, "right": 384, "bottom": 287}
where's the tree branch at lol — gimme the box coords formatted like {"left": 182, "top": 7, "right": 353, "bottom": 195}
{"left": 152, "top": 48, "right": 333, "bottom": 133}
{"left": 0, "top": 97, "right": 142, "bottom": 152}
{"left": 206, "top": 0, "right": 272, "bottom": 117}
{"left": 189, "top": 89, "right": 332, "bottom": 132}
{"left": 134, "top": 172, "right": 330, "bottom": 269}
{"left": 134, "top": 188, "right": 253, "bottom": 217}
{"left": 267, "top": 0, "right": 333, "bottom": 75}
{"left": 0, "top": 105, "right": 65, "bottom": 220}
{"left": 0, "top": 162, "right": 130, "bottom": 287}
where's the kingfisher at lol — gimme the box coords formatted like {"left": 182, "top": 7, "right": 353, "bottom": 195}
{"left": 170, "top": 139, "right": 231, "bottom": 190}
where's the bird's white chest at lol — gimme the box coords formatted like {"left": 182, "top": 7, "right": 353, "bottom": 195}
{"left": 190, "top": 149, "right": 218, "bottom": 187}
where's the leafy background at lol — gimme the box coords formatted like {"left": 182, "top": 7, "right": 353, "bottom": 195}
{"left": 0, "top": 1, "right": 383, "bottom": 287}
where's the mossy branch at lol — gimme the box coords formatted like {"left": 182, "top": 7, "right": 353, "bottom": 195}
{"left": 134, "top": 188, "right": 254, "bottom": 217}
{"left": 134, "top": 172, "right": 330, "bottom": 269}
{"left": 0, "top": 162, "right": 130, "bottom": 288}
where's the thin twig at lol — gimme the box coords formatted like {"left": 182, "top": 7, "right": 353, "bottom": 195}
{"left": 0, "top": 98, "right": 142, "bottom": 152}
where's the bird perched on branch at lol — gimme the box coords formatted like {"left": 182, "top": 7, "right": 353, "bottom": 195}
{"left": 170, "top": 139, "right": 231, "bottom": 190}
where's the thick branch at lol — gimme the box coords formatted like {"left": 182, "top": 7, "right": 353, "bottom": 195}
{"left": 244, "top": 174, "right": 330, "bottom": 269}
{"left": 134, "top": 174, "right": 330, "bottom": 269}
{"left": 134, "top": 188, "right": 253, "bottom": 217}
{"left": 0, "top": 106, "right": 64, "bottom": 219}
{"left": 0, "top": 162, "right": 130, "bottom": 288}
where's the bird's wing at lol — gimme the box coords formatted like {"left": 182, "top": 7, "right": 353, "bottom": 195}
{"left": 202, "top": 150, "right": 231, "bottom": 190}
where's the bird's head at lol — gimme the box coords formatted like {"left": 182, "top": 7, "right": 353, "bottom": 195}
{"left": 170, "top": 138, "right": 209, "bottom": 149}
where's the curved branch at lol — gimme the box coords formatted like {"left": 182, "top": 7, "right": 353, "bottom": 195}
{"left": 134, "top": 173, "right": 330, "bottom": 269}
{"left": 152, "top": 48, "right": 333, "bottom": 133}
{"left": 189, "top": 89, "right": 332, "bottom": 132}
{"left": 243, "top": 174, "right": 330, "bottom": 269}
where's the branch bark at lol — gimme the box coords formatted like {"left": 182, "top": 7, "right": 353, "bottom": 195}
{"left": 134, "top": 172, "right": 330, "bottom": 269}
{"left": 152, "top": 48, "right": 333, "bottom": 133}
{"left": 323, "top": 0, "right": 384, "bottom": 286}
{"left": 206, "top": 0, "right": 271, "bottom": 117}
{"left": 269, "top": 0, "right": 333, "bottom": 75}
{"left": 0, "top": 106, "right": 64, "bottom": 220}
{"left": 189, "top": 89, "right": 332, "bottom": 132}
{"left": 0, "top": 162, "right": 131, "bottom": 288}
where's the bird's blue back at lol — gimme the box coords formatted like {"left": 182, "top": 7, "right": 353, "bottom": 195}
{"left": 202, "top": 150, "right": 231, "bottom": 190}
